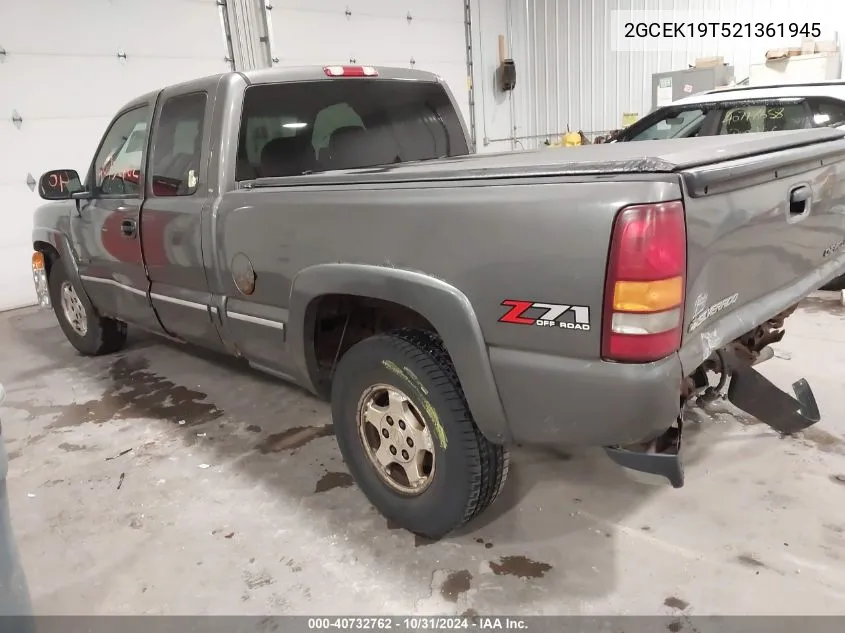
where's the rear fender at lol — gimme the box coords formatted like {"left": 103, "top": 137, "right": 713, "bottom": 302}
{"left": 287, "top": 263, "right": 511, "bottom": 442}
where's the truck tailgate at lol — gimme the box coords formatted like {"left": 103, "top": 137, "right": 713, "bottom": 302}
{"left": 678, "top": 129, "right": 845, "bottom": 369}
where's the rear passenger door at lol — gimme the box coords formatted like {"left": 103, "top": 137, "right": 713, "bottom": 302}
{"left": 141, "top": 83, "right": 224, "bottom": 350}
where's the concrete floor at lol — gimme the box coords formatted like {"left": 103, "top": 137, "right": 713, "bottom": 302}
{"left": 1, "top": 297, "right": 845, "bottom": 616}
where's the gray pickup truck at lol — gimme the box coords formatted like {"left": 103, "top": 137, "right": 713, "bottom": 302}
{"left": 31, "top": 65, "right": 845, "bottom": 538}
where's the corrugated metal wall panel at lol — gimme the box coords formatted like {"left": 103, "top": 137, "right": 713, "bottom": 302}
{"left": 497, "top": 0, "right": 844, "bottom": 150}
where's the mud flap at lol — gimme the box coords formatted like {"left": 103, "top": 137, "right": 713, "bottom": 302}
{"left": 604, "top": 421, "right": 685, "bottom": 488}
{"left": 724, "top": 351, "right": 820, "bottom": 435}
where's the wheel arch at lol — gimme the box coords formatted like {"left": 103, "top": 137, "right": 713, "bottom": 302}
{"left": 32, "top": 228, "right": 92, "bottom": 304}
{"left": 288, "top": 263, "right": 511, "bottom": 443}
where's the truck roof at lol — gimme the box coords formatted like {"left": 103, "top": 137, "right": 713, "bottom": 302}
{"left": 672, "top": 81, "right": 845, "bottom": 106}
{"left": 239, "top": 65, "right": 444, "bottom": 85}
{"left": 116, "top": 65, "right": 446, "bottom": 116}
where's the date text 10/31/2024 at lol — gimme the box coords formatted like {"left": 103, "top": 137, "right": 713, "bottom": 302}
{"left": 307, "top": 617, "right": 529, "bottom": 631}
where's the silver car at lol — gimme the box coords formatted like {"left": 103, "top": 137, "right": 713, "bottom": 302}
{"left": 0, "top": 383, "right": 33, "bottom": 617}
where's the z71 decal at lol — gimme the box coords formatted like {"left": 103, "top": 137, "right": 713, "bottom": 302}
{"left": 499, "top": 300, "right": 591, "bottom": 331}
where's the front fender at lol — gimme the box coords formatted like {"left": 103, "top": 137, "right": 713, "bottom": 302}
{"left": 32, "top": 226, "right": 90, "bottom": 304}
{"left": 287, "top": 263, "right": 511, "bottom": 443}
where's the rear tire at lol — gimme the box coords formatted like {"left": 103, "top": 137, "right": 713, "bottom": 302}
{"left": 330, "top": 328, "right": 509, "bottom": 539}
{"left": 48, "top": 261, "right": 127, "bottom": 356}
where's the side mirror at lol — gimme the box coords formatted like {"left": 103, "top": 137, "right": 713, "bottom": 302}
{"left": 38, "top": 169, "right": 83, "bottom": 201}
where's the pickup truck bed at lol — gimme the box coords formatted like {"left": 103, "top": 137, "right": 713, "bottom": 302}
{"left": 30, "top": 66, "right": 845, "bottom": 538}
{"left": 256, "top": 127, "right": 845, "bottom": 181}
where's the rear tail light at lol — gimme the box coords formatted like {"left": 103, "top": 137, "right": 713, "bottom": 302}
{"left": 601, "top": 200, "right": 687, "bottom": 363}
{"left": 323, "top": 65, "right": 378, "bottom": 77}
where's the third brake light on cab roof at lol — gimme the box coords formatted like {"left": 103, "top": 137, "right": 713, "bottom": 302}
{"left": 323, "top": 65, "right": 378, "bottom": 77}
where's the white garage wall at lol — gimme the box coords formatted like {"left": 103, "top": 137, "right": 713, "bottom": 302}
{"left": 485, "top": 0, "right": 845, "bottom": 150}
{"left": 260, "top": 0, "right": 474, "bottom": 142}
{"left": 0, "top": 0, "right": 232, "bottom": 311}
{"left": 468, "top": 0, "right": 514, "bottom": 152}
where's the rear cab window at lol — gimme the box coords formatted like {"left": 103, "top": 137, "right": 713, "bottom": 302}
{"left": 235, "top": 79, "right": 469, "bottom": 181}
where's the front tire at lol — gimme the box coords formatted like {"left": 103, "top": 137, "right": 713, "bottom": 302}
{"left": 48, "top": 261, "right": 127, "bottom": 356}
{"left": 331, "top": 329, "right": 509, "bottom": 539}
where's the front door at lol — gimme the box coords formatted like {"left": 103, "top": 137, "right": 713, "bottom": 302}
{"left": 71, "top": 104, "right": 163, "bottom": 334}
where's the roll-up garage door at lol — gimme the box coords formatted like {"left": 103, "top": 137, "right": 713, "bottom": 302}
{"left": 262, "top": 0, "right": 472, "bottom": 128}
{"left": 0, "top": 0, "right": 230, "bottom": 311}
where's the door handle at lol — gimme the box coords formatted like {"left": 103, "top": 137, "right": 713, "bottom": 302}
{"left": 120, "top": 219, "right": 138, "bottom": 238}
{"left": 788, "top": 184, "right": 812, "bottom": 219}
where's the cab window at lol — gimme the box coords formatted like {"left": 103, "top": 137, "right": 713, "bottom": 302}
{"left": 92, "top": 106, "right": 150, "bottom": 196}
{"left": 718, "top": 103, "right": 810, "bottom": 134}
{"left": 626, "top": 108, "right": 705, "bottom": 141}
{"left": 808, "top": 99, "right": 845, "bottom": 127}
{"left": 235, "top": 79, "right": 468, "bottom": 181}
{"left": 150, "top": 92, "right": 207, "bottom": 197}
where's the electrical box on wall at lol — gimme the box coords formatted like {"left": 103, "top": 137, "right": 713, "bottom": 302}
{"left": 499, "top": 60, "right": 516, "bottom": 91}
{"left": 496, "top": 34, "right": 516, "bottom": 92}
{"left": 651, "top": 65, "right": 735, "bottom": 110}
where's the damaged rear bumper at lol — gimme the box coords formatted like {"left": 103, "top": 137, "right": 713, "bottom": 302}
{"left": 604, "top": 346, "right": 820, "bottom": 488}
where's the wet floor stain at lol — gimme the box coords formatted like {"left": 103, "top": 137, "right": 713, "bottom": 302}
{"left": 315, "top": 471, "right": 354, "bottom": 493}
{"left": 243, "top": 569, "right": 275, "bottom": 590}
{"left": 664, "top": 596, "right": 689, "bottom": 611}
{"left": 245, "top": 424, "right": 262, "bottom": 433}
{"left": 57, "top": 442, "right": 88, "bottom": 452}
{"left": 825, "top": 524, "right": 845, "bottom": 535}
{"left": 6, "top": 448, "right": 22, "bottom": 461}
{"left": 5, "top": 357, "right": 222, "bottom": 429}
{"left": 128, "top": 514, "right": 144, "bottom": 529}
{"left": 489, "top": 556, "right": 552, "bottom": 579}
{"left": 800, "top": 428, "right": 845, "bottom": 455}
{"left": 440, "top": 570, "right": 472, "bottom": 603}
{"left": 737, "top": 553, "right": 766, "bottom": 569}
{"left": 256, "top": 425, "right": 334, "bottom": 454}
{"left": 475, "top": 537, "right": 494, "bottom": 549}
{"left": 830, "top": 474, "right": 845, "bottom": 486}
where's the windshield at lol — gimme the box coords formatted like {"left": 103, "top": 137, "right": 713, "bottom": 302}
{"left": 626, "top": 108, "right": 706, "bottom": 141}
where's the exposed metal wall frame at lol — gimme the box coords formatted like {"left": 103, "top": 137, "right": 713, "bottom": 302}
{"left": 216, "top": 0, "right": 237, "bottom": 70}
{"left": 258, "top": 1, "right": 278, "bottom": 66}
{"left": 223, "top": 0, "right": 273, "bottom": 70}
{"left": 464, "top": 0, "right": 478, "bottom": 150}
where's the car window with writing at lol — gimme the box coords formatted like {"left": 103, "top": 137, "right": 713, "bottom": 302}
{"left": 719, "top": 103, "right": 809, "bottom": 134}
{"left": 94, "top": 107, "right": 150, "bottom": 196}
